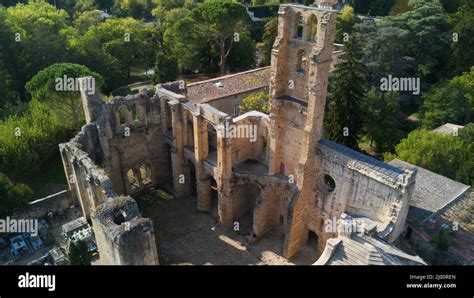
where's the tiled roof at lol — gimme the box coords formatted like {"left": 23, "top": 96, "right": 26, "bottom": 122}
{"left": 319, "top": 139, "right": 406, "bottom": 180}
{"left": 186, "top": 67, "right": 270, "bottom": 104}
{"left": 388, "top": 159, "right": 471, "bottom": 225}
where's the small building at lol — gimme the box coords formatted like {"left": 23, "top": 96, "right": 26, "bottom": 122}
{"left": 314, "top": 0, "right": 344, "bottom": 11}
{"left": 388, "top": 159, "right": 471, "bottom": 227}
{"left": 70, "top": 226, "right": 98, "bottom": 254}
{"left": 433, "top": 123, "right": 464, "bottom": 136}
{"left": 186, "top": 67, "right": 271, "bottom": 116}
{"left": 10, "top": 235, "right": 30, "bottom": 259}
{"left": 49, "top": 246, "right": 68, "bottom": 265}
{"left": 62, "top": 217, "right": 89, "bottom": 240}
{"left": 30, "top": 235, "right": 44, "bottom": 250}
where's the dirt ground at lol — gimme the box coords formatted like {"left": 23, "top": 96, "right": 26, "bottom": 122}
{"left": 135, "top": 189, "right": 318, "bottom": 265}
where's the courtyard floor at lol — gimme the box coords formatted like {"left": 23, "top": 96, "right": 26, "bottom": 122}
{"left": 135, "top": 189, "right": 318, "bottom": 265}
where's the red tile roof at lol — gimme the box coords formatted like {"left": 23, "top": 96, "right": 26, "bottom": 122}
{"left": 186, "top": 67, "right": 270, "bottom": 104}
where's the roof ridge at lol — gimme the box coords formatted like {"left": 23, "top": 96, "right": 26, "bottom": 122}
{"left": 187, "top": 67, "right": 270, "bottom": 87}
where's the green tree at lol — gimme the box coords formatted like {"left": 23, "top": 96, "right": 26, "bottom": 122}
{"left": 0, "top": 7, "right": 20, "bottom": 110}
{"left": 114, "top": 0, "right": 154, "bottom": 19}
{"left": 227, "top": 27, "right": 256, "bottom": 72}
{"left": 4, "top": 1, "right": 72, "bottom": 98}
{"left": 73, "top": 17, "right": 158, "bottom": 93}
{"left": 362, "top": 88, "right": 402, "bottom": 153}
{"left": 0, "top": 172, "right": 33, "bottom": 218}
{"left": 258, "top": 17, "right": 277, "bottom": 66}
{"left": 384, "top": 129, "right": 463, "bottom": 180}
{"left": 456, "top": 123, "right": 474, "bottom": 186}
{"left": 163, "top": 9, "right": 219, "bottom": 74}
{"left": 0, "top": 100, "right": 68, "bottom": 179}
{"left": 240, "top": 91, "right": 269, "bottom": 114}
{"left": 74, "top": 0, "right": 98, "bottom": 14}
{"left": 354, "top": 0, "right": 451, "bottom": 90}
{"left": 74, "top": 10, "right": 104, "bottom": 35}
{"left": 25, "top": 63, "right": 104, "bottom": 131}
{"left": 389, "top": 0, "right": 452, "bottom": 83}
{"left": 95, "top": 0, "right": 115, "bottom": 10}
{"left": 451, "top": 2, "right": 474, "bottom": 75}
{"left": 324, "top": 36, "right": 367, "bottom": 150}
{"left": 421, "top": 67, "right": 474, "bottom": 129}
{"left": 185, "top": 0, "right": 251, "bottom": 75}
{"left": 355, "top": 19, "right": 414, "bottom": 90}
{"left": 347, "top": 0, "right": 395, "bottom": 16}
{"left": 335, "top": 5, "right": 360, "bottom": 44}
{"left": 68, "top": 240, "right": 92, "bottom": 265}
{"left": 153, "top": 43, "right": 178, "bottom": 84}
{"left": 431, "top": 229, "right": 450, "bottom": 254}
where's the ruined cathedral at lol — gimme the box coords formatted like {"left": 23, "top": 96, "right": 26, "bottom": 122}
{"left": 60, "top": 4, "right": 425, "bottom": 265}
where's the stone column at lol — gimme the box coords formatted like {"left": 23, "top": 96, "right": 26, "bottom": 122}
{"left": 216, "top": 118, "right": 234, "bottom": 227}
{"left": 193, "top": 115, "right": 212, "bottom": 211}
{"left": 169, "top": 101, "right": 192, "bottom": 198}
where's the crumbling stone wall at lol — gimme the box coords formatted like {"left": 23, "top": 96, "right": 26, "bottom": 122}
{"left": 91, "top": 196, "right": 159, "bottom": 265}
{"left": 60, "top": 4, "right": 419, "bottom": 265}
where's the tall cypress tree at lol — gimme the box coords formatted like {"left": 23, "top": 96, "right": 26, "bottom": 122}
{"left": 324, "top": 35, "right": 367, "bottom": 150}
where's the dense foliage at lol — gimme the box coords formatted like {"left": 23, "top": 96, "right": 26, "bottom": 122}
{"left": 240, "top": 92, "right": 269, "bottom": 114}
{"left": 0, "top": 0, "right": 473, "bottom": 213}
{"left": 0, "top": 172, "right": 33, "bottom": 218}
{"left": 0, "top": 100, "right": 70, "bottom": 179}
{"left": 68, "top": 240, "right": 92, "bottom": 265}
{"left": 325, "top": 36, "right": 367, "bottom": 150}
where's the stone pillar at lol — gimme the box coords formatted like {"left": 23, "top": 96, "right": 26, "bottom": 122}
{"left": 216, "top": 118, "right": 234, "bottom": 227}
{"left": 169, "top": 101, "right": 192, "bottom": 198}
{"left": 268, "top": 100, "right": 283, "bottom": 175}
{"left": 193, "top": 115, "right": 212, "bottom": 211}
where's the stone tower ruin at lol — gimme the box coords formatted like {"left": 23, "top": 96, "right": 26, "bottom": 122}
{"left": 61, "top": 4, "right": 416, "bottom": 265}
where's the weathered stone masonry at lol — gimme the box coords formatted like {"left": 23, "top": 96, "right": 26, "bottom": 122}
{"left": 60, "top": 4, "right": 417, "bottom": 264}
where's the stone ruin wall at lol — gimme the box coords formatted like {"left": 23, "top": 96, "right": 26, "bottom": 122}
{"left": 58, "top": 4, "right": 419, "bottom": 265}
{"left": 60, "top": 86, "right": 163, "bottom": 265}
{"left": 310, "top": 142, "right": 416, "bottom": 250}
{"left": 91, "top": 196, "right": 158, "bottom": 265}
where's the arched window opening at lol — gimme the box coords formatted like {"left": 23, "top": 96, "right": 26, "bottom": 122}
{"left": 309, "top": 15, "right": 318, "bottom": 42}
{"left": 118, "top": 105, "right": 127, "bottom": 125}
{"left": 132, "top": 103, "right": 139, "bottom": 122}
{"left": 165, "top": 101, "right": 172, "bottom": 131}
{"left": 139, "top": 164, "right": 152, "bottom": 185}
{"left": 127, "top": 169, "right": 139, "bottom": 191}
{"left": 295, "top": 14, "right": 303, "bottom": 39}
{"left": 208, "top": 123, "right": 217, "bottom": 154}
{"left": 296, "top": 49, "right": 307, "bottom": 73}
